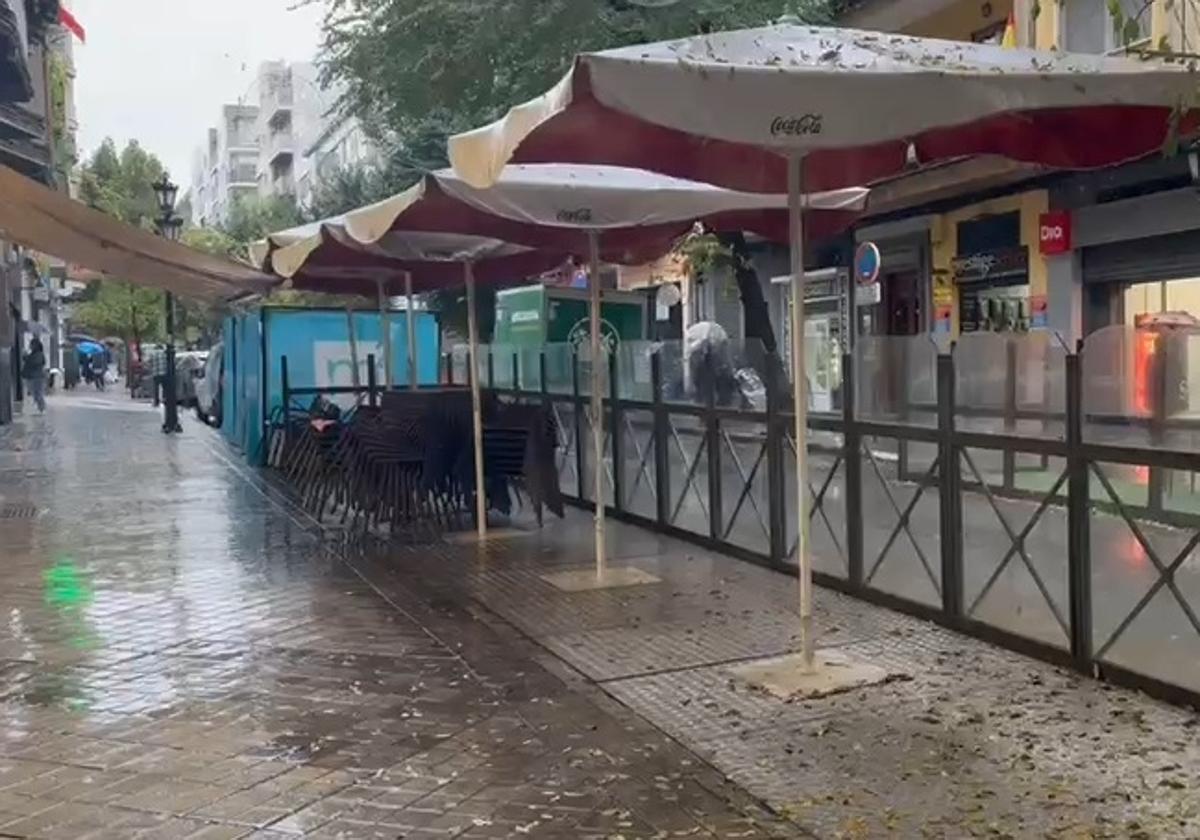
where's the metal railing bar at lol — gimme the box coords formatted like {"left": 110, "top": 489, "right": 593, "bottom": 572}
{"left": 863, "top": 445, "right": 942, "bottom": 595}
{"left": 960, "top": 448, "right": 1070, "bottom": 637}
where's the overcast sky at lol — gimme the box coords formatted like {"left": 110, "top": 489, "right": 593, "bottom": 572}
{"left": 72, "top": 0, "right": 325, "bottom": 187}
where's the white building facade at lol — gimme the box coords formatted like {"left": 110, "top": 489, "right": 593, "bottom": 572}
{"left": 189, "top": 103, "right": 259, "bottom": 227}
{"left": 191, "top": 60, "right": 377, "bottom": 227}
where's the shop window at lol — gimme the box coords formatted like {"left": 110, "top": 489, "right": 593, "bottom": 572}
{"left": 1064, "top": 0, "right": 1146, "bottom": 53}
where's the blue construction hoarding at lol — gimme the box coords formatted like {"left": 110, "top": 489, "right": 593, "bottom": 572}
{"left": 221, "top": 307, "right": 439, "bottom": 464}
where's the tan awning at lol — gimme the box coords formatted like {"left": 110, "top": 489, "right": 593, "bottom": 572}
{"left": 0, "top": 166, "right": 276, "bottom": 302}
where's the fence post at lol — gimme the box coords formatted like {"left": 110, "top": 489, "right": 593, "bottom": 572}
{"left": 539, "top": 351, "right": 548, "bottom": 408}
{"left": 1148, "top": 341, "right": 1168, "bottom": 516}
{"left": 766, "top": 358, "right": 787, "bottom": 564}
{"left": 843, "top": 352, "right": 864, "bottom": 588}
{"left": 898, "top": 337, "right": 911, "bottom": 481}
{"left": 1066, "top": 350, "right": 1093, "bottom": 670}
{"left": 1003, "top": 337, "right": 1017, "bottom": 491}
{"left": 706, "top": 361, "right": 723, "bottom": 542}
{"left": 280, "top": 354, "right": 291, "bottom": 453}
{"left": 573, "top": 350, "right": 585, "bottom": 502}
{"left": 445, "top": 352, "right": 454, "bottom": 386}
{"left": 487, "top": 347, "right": 495, "bottom": 390}
{"left": 652, "top": 351, "right": 671, "bottom": 527}
{"left": 511, "top": 352, "right": 520, "bottom": 393}
{"left": 937, "top": 352, "right": 963, "bottom": 619}
{"left": 366, "top": 354, "right": 377, "bottom": 407}
{"left": 610, "top": 350, "right": 623, "bottom": 513}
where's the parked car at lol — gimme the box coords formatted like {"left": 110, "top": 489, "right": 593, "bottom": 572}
{"left": 194, "top": 343, "right": 223, "bottom": 427}
{"left": 176, "top": 351, "right": 208, "bottom": 407}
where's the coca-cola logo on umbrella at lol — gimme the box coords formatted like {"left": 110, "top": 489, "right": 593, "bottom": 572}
{"left": 770, "top": 114, "right": 823, "bottom": 137}
{"left": 556, "top": 208, "right": 594, "bottom": 224}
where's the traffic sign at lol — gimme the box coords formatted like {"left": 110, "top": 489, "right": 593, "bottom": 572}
{"left": 854, "top": 241, "right": 881, "bottom": 285}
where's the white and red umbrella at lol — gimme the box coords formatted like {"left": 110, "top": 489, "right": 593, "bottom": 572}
{"left": 449, "top": 24, "right": 1196, "bottom": 193}
{"left": 260, "top": 164, "right": 867, "bottom": 565}
{"left": 447, "top": 23, "right": 1197, "bottom": 671}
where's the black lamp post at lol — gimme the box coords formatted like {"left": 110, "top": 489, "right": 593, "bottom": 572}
{"left": 152, "top": 174, "right": 183, "bottom": 435}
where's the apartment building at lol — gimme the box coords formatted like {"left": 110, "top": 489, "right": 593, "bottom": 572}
{"left": 191, "top": 61, "right": 360, "bottom": 225}
{"left": 190, "top": 104, "right": 259, "bottom": 227}
{"left": 0, "top": 1, "right": 77, "bottom": 424}
{"left": 298, "top": 112, "right": 377, "bottom": 209}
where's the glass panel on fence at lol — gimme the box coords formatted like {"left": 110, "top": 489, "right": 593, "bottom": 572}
{"left": 722, "top": 417, "right": 772, "bottom": 557}
{"left": 516, "top": 345, "right": 541, "bottom": 392}
{"left": 575, "top": 342, "right": 609, "bottom": 398}
{"left": 543, "top": 343, "right": 575, "bottom": 395}
{"left": 728, "top": 339, "right": 771, "bottom": 413}
{"left": 658, "top": 340, "right": 694, "bottom": 404}
{"left": 1081, "top": 325, "right": 1152, "bottom": 446}
{"left": 616, "top": 341, "right": 657, "bottom": 402}
{"left": 485, "top": 343, "right": 517, "bottom": 389}
{"left": 854, "top": 334, "right": 938, "bottom": 425}
{"left": 660, "top": 334, "right": 774, "bottom": 409}
{"left": 620, "top": 408, "right": 656, "bottom": 518}
{"left": 955, "top": 331, "right": 1067, "bottom": 439}
{"left": 450, "top": 344, "right": 471, "bottom": 386}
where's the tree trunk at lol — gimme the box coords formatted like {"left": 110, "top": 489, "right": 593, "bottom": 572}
{"left": 724, "top": 232, "right": 790, "bottom": 401}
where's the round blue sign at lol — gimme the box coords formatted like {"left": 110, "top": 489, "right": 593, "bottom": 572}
{"left": 854, "top": 242, "right": 881, "bottom": 285}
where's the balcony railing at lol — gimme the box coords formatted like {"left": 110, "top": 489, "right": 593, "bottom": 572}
{"left": 267, "top": 129, "right": 294, "bottom": 164}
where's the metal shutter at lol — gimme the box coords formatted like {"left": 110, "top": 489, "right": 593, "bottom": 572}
{"left": 1082, "top": 230, "right": 1200, "bottom": 286}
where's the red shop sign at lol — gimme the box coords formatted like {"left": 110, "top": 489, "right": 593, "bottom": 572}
{"left": 1038, "top": 211, "right": 1072, "bottom": 255}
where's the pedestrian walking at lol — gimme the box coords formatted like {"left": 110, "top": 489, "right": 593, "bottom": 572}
{"left": 150, "top": 344, "right": 168, "bottom": 407}
{"left": 22, "top": 337, "right": 46, "bottom": 413}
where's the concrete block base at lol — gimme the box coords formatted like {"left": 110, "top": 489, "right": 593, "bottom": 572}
{"left": 541, "top": 567, "right": 661, "bottom": 591}
{"left": 731, "top": 650, "right": 893, "bottom": 700}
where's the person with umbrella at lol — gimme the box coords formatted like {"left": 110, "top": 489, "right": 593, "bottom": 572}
{"left": 21, "top": 337, "right": 47, "bottom": 413}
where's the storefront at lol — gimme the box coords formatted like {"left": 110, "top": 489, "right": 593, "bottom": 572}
{"left": 1081, "top": 228, "right": 1200, "bottom": 332}
{"left": 927, "top": 190, "right": 1049, "bottom": 338}
{"left": 853, "top": 222, "right": 931, "bottom": 339}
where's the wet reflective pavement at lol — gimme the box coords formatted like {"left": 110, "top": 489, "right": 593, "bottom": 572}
{"left": 0, "top": 391, "right": 798, "bottom": 839}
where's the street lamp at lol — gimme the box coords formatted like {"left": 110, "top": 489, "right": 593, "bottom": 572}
{"left": 151, "top": 173, "right": 183, "bottom": 434}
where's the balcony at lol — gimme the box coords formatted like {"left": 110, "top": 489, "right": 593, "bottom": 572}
{"left": 261, "top": 67, "right": 294, "bottom": 130}
{"left": 266, "top": 129, "right": 294, "bottom": 167}
{"left": 270, "top": 171, "right": 295, "bottom": 197}
{"left": 228, "top": 163, "right": 258, "bottom": 187}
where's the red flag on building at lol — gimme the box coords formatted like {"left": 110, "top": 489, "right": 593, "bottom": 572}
{"left": 59, "top": 7, "right": 85, "bottom": 43}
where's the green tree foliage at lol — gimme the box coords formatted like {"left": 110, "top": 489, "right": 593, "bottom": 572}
{"left": 73, "top": 140, "right": 173, "bottom": 349}
{"left": 318, "top": 0, "right": 834, "bottom": 341}
{"left": 221, "top": 194, "right": 304, "bottom": 261}
{"left": 73, "top": 281, "right": 164, "bottom": 352}
{"left": 320, "top": 0, "right": 834, "bottom": 177}
{"left": 77, "top": 139, "right": 167, "bottom": 229}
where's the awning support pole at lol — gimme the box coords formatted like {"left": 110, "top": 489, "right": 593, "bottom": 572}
{"left": 405, "top": 271, "right": 418, "bottom": 390}
{"left": 588, "top": 229, "right": 606, "bottom": 578}
{"left": 345, "top": 305, "right": 362, "bottom": 391}
{"left": 464, "top": 262, "right": 487, "bottom": 540}
{"left": 377, "top": 278, "right": 393, "bottom": 390}
{"left": 789, "top": 154, "right": 814, "bottom": 672}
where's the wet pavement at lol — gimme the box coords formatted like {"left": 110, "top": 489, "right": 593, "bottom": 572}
{"left": 0, "top": 390, "right": 797, "bottom": 839}
{"left": 4, "top": 389, "right": 1200, "bottom": 838}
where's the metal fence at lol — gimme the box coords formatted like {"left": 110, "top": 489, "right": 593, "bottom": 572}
{"left": 458, "top": 328, "right": 1200, "bottom": 709}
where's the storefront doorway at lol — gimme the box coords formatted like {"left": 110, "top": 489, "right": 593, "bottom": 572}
{"left": 854, "top": 233, "right": 929, "bottom": 339}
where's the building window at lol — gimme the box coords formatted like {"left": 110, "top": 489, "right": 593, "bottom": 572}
{"left": 1064, "top": 0, "right": 1146, "bottom": 53}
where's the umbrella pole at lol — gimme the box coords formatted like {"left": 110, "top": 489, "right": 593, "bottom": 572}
{"left": 345, "top": 305, "right": 362, "bottom": 391}
{"left": 464, "top": 262, "right": 488, "bottom": 540}
{"left": 788, "top": 154, "right": 815, "bottom": 672}
{"left": 588, "top": 230, "right": 607, "bottom": 578}
{"left": 405, "top": 271, "right": 418, "bottom": 390}
{"left": 377, "top": 278, "right": 393, "bottom": 390}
